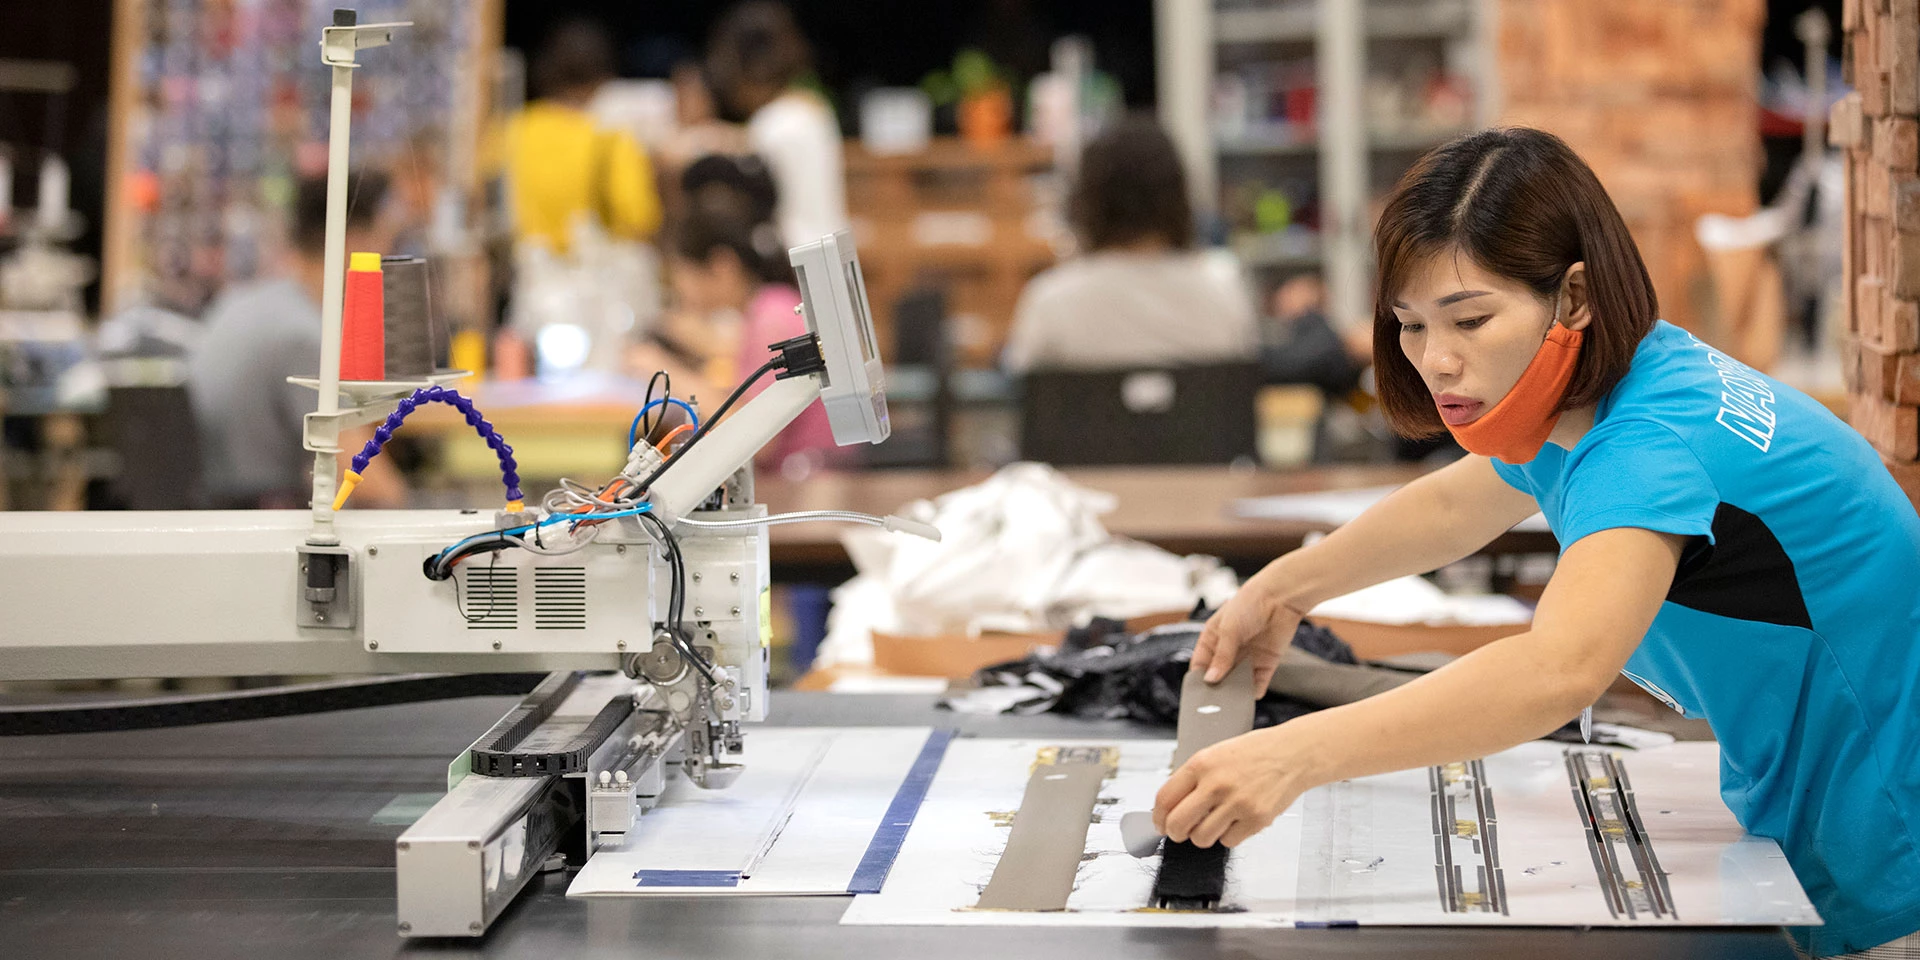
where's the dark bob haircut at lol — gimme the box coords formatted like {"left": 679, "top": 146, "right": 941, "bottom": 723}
{"left": 1372, "top": 127, "right": 1657, "bottom": 438}
{"left": 706, "top": 2, "right": 812, "bottom": 120}
{"left": 673, "top": 205, "right": 793, "bottom": 287}
{"left": 681, "top": 153, "right": 779, "bottom": 228}
{"left": 293, "top": 169, "right": 387, "bottom": 256}
{"left": 533, "top": 19, "right": 616, "bottom": 100}
{"left": 1069, "top": 115, "right": 1194, "bottom": 252}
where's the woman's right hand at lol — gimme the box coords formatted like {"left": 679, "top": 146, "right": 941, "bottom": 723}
{"left": 1190, "top": 578, "right": 1305, "bottom": 692}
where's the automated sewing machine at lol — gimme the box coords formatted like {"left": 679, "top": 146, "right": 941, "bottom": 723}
{"left": 0, "top": 11, "right": 931, "bottom": 937}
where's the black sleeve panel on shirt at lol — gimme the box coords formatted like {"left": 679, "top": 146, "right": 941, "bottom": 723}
{"left": 1665, "top": 502, "right": 1813, "bottom": 630}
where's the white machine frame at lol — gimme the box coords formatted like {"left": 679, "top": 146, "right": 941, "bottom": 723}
{"left": 0, "top": 11, "right": 911, "bottom": 939}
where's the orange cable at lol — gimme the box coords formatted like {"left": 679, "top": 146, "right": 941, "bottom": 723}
{"left": 654, "top": 424, "right": 695, "bottom": 454}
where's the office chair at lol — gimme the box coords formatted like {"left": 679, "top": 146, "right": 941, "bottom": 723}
{"left": 863, "top": 285, "right": 953, "bottom": 469}
{"left": 1018, "top": 362, "right": 1260, "bottom": 466}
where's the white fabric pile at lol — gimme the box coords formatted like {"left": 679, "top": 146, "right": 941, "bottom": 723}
{"left": 1308, "top": 571, "right": 1534, "bottom": 626}
{"left": 815, "top": 463, "right": 1240, "bottom": 668}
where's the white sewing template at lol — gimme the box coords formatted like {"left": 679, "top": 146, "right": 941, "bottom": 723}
{"left": 569, "top": 726, "right": 936, "bottom": 897}
{"left": 840, "top": 738, "right": 1820, "bottom": 929}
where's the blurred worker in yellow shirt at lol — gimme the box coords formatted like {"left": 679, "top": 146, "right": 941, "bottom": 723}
{"left": 501, "top": 19, "right": 661, "bottom": 251}
{"left": 495, "top": 18, "right": 667, "bottom": 378}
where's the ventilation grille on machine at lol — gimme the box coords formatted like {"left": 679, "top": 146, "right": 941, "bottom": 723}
{"left": 462, "top": 566, "right": 519, "bottom": 630}
{"left": 533, "top": 567, "right": 588, "bottom": 631}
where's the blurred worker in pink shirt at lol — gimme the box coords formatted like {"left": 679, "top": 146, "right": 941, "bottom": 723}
{"left": 668, "top": 205, "right": 844, "bottom": 477}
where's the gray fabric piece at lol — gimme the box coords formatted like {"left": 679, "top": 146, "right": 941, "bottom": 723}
{"left": 1152, "top": 660, "right": 1260, "bottom": 911}
{"left": 1370, "top": 651, "right": 1460, "bottom": 673}
{"left": 1172, "top": 660, "right": 1257, "bottom": 767}
{"left": 185, "top": 279, "right": 323, "bottom": 505}
{"left": 1262, "top": 650, "right": 1682, "bottom": 748}
{"left": 975, "top": 760, "right": 1108, "bottom": 911}
{"left": 1266, "top": 646, "right": 1422, "bottom": 710}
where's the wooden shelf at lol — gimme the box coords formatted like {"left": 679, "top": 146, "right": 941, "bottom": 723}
{"left": 844, "top": 138, "right": 1053, "bottom": 173}
{"left": 844, "top": 137, "right": 1062, "bottom": 368}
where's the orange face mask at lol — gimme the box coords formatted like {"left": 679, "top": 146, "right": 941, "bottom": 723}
{"left": 1444, "top": 319, "right": 1584, "bottom": 464}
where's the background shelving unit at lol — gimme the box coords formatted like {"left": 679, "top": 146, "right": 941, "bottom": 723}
{"left": 843, "top": 138, "right": 1060, "bottom": 369}
{"left": 1160, "top": 0, "right": 1494, "bottom": 333}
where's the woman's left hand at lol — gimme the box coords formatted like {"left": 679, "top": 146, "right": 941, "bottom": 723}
{"left": 1153, "top": 725, "right": 1316, "bottom": 849}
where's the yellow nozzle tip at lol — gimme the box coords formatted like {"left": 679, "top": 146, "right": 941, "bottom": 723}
{"left": 349, "top": 251, "right": 382, "bottom": 272}
{"left": 332, "top": 472, "right": 363, "bottom": 511}
{"left": 505, "top": 500, "right": 525, "bottom": 513}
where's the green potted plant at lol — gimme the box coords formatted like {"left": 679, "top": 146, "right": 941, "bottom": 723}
{"left": 922, "top": 48, "right": 1013, "bottom": 147}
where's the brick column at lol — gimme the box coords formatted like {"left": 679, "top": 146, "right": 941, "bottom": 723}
{"left": 1496, "top": 0, "right": 1766, "bottom": 336}
{"left": 1834, "top": 0, "right": 1920, "bottom": 507}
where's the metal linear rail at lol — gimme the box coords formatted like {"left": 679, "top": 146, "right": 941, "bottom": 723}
{"left": 394, "top": 672, "right": 687, "bottom": 936}
{"left": 394, "top": 770, "right": 574, "bottom": 937}
{"left": 1565, "top": 749, "right": 1678, "bottom": 921}
{"left": 1428, "top": 759, "right": 1508, "bottom": 915}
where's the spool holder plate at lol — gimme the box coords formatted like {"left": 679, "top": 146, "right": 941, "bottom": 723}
{"left": 290, "top": 371, "right": 470, "bottom": 453}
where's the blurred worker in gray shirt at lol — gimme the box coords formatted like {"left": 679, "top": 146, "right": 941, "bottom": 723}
{"left": 187, "top": 172, "right": 402, "bottom": 508}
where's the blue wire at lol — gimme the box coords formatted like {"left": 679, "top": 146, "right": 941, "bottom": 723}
{"left": 562, "top": 504, "right": 655, "bottom": 532}
{"left": 435, "top": 503, "right": 656, "bottom": 567}
{"left": 628, "top": 399, "right": 700, "bottom": 448}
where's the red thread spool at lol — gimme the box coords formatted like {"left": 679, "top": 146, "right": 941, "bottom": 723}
{"left": 340, "top": 251, "right": 386, "bottom": 381}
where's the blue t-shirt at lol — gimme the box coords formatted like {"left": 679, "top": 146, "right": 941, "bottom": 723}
{"left": 1492, "top": 321, "right": 1920, "bottom": 955}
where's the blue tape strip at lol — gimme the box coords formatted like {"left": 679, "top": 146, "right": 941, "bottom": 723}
{"left": 846, "top": 728, "right": 955, "bottom": 894}
{"left": 633, "top": 870, "right": 742, "bottom": 888}
{"left": 1294, "top": 920, "right": 1360, "bottom": 928}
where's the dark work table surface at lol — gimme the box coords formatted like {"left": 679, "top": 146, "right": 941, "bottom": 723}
{"left": 0, "top": 691, "right": 1793, "bottom": 960}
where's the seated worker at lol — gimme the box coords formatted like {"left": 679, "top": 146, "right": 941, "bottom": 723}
{"left": 641, "top": 154, "right": 783, "bottom": 386}
{"left": 498, "top": 19, "right": 666, "bottom": 378}
{"left": 668, "top": 204, "right": 841, "bottom": 478}
{"left": 1154, "top": 128, "right": 1920, "bottom": 960}
{"left": 500, "top": 18, "right": 662, "bottom": 253}
{"left": 186, "top": 173, "right": 405, "bottom": 509}
{"left": 629, "top": 153, "right": 779, "bottom": 389}
{"left": 1002, "top": 115, "right": 1257, "bottom": 373}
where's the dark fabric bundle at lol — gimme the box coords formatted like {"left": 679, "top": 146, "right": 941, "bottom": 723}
{"left": 950, "top": 604, "right": 1627, "bottom": 746}
{"left": 958, "top": 604, "right": 1359, "bottom": 730}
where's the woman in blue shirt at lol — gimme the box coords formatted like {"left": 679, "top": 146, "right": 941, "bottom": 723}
{"left": 1154, "top": 127, "right": 1920, "bottom": 959}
